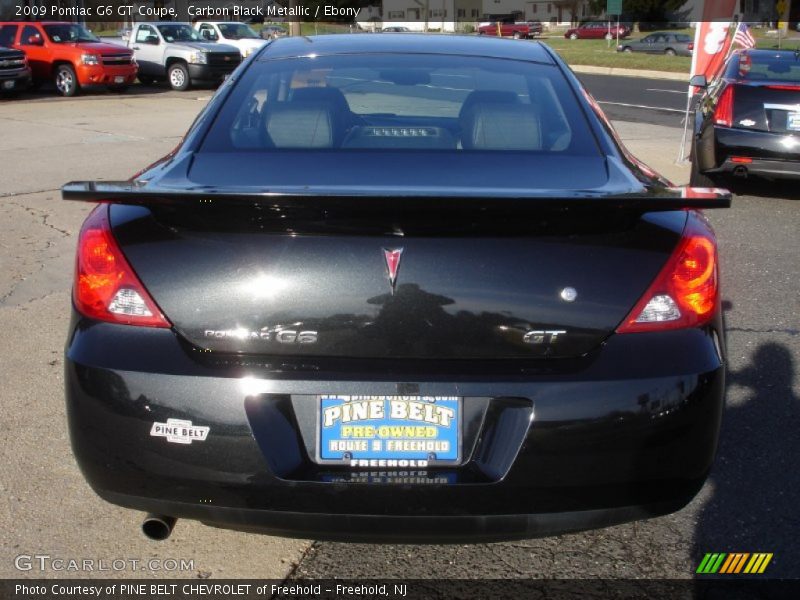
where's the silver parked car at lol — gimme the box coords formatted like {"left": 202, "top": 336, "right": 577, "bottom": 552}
{"left": 618, "top": 32, "right": 694, "bottom": 56}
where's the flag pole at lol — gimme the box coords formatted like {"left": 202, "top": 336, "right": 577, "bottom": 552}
{"left": 677, "top": 20, "right": 739, "bottom": 164}
{"left": 676, "top": 23, "right": 704, "bottom": 164}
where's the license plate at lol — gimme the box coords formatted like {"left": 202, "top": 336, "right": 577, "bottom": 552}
{"left": 2, "top": 80, "right": 14, "bottom": 90}
{"left": 788, "top": 112, "right": 800, "bottom": 131}
{"left": 318, "top": 395, "right": 460, "bottom": 465}
{"left": 114, "top": 76, "right": 124, "bottom": 84}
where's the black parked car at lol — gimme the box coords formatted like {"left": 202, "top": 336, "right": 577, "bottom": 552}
{"left": 63, "top": 34, "right": 729, "bottom": 543}
{"left": 0, "top": 44, "right": 31, "bottom": 95}
{"left": 691, "top": 48, "right": 800, "bottom": 185}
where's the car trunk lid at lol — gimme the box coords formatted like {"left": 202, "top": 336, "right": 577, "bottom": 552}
{"left": 732, "top": 83, "right": 800, "bottom": 134}
{"left": 105, "top": 202, "right": 689, "bottom": 360}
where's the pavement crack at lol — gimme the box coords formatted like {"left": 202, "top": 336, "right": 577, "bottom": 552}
{"left": 727, "top": 326, "right": 799, "bottom": 337}
{"left": 0, "top": 288, "right": 60, "bottom": 309}
{"left": 0, "top": 114, "right": 147, "bottom": 140}
{"left": 0, "top": 188, "right": 60, "bottom": 199}
{"left": 5, "top": 200, "right": 71, "bottom": 237}
{"left": 276, "top": 541, "right": 319, "bottom": 589}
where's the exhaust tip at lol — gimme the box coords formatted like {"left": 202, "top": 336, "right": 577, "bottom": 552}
{"left": 733, "top": 165, "right": 748, "bottom": 178}
{"left": 142, "top": 514, "right": 177, "bottom": 541}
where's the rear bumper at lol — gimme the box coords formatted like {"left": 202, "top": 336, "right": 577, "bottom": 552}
{"left": 713, "top": 156, "right": 800, "bottom": 179}
{"left": 99, "top": 490, "right": 694, "bottom": 543}
{"left": 708, "top": 126, "right": 800, "bottom": 179}
{"left": 66, "top": 314, "right": 726, "bottom": 541}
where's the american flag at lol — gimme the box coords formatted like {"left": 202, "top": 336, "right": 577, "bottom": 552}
{"left": 733, "top": 23, "right": 756, "bottom": 49}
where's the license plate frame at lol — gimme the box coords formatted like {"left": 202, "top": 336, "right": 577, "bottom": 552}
{"left": 316, "top": 395, "right": 462, "bottom": 466}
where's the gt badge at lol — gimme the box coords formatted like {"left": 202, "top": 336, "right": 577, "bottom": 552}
{"left": 523, "top": 330, "right": 566, "bottom": 344}
{"left": 383, "top": 248, "right": 404, "bottom": 293}
{"left": 150, "top": 419, "right": 209, "bottom": 444}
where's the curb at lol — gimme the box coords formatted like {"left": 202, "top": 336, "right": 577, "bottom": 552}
{"left": 570, "top": 64, "right": 689, "bottom": 82}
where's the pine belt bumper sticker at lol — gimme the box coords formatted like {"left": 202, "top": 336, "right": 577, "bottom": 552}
{"left": 150, "top": 419, "right": 210, "bottom": 444}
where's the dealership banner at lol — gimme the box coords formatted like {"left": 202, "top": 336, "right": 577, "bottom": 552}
{"left": 688, "top": 0, "right": 738, "bottom": 96}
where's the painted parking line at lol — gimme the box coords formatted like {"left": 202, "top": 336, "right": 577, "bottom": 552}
{"left": 598, "top": 100, "right": 686, "bottom": 113}
{"left": 646, "top": 88, "right": 687, "bottom": 94}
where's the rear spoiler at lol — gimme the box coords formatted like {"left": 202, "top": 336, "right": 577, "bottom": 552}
{"left": 62, "top": 181, "right": 731, "bottom": 212}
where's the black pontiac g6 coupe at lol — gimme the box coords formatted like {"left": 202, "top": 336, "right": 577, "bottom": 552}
{"left": 63, "top": 35, "right": 729, "bottom": 542}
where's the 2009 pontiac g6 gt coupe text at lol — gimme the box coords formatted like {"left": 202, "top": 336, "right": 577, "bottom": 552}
{"left": 63, "top": 34, "right": 730, "bottom": 542}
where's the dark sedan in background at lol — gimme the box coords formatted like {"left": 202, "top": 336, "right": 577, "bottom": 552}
{"left": 260, "top": 25, "right": 287, "bottom": 40}
{"left": 63, "top": 34, "right": 729, "bottom": 543}
{"left": 618, "top": 32, "right": 694, "bottom": 56}
{"left": 691, "top": 48, "right": 800, "bottom": 186}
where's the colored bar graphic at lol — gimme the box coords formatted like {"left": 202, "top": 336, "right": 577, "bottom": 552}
{"left": 719, "top": 553, "right": 749, "bottom": 573}
{"left": 698, "top": 552, "right": 773, "bottom": 574}
{"left": 696, "top": 553, "right": 714, "bottom": 574}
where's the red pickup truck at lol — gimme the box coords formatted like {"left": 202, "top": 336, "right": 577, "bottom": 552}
{"left": 0, "top": 21, "right": 137, "bottom": 96}
{"left": 478, "top": 21, "right": 542, "bottom": 39}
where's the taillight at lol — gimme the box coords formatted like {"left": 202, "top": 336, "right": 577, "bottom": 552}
{"left": 713, "top": 86, "right": 734, "bottom": 127}
{"left": 765, "top": 84, "right": 800, "bottom": 91}
{"left": 617, "top": 213, "right": 718, "bottom": 333}
{"left": 687, "top": 42, "right": 694, "bottom": 51}
{"left": 74, "top": 205, "right": 170, "bottom": 328}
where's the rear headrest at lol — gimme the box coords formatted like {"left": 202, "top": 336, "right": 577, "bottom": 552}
{"left": 291, "top": 87, "right": 351, "bottom": 112}
{"left": 265, "top": 104, "right": 333, "bottom": 148}
{"left": 461, "top": 104, "right": 542, "bottom": 151}
{"left": 458, "top": 90, "right": 521, "bottom": 121}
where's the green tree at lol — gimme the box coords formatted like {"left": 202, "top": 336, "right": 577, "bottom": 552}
{"left": 587, "top": 0, "right": 685, "bottom": 21}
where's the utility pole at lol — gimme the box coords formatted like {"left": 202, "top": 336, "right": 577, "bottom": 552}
{"left": 289, "top": 0, "right": 301, "bottom": 36}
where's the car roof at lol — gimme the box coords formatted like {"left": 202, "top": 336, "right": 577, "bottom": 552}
{"left": 258, "top": 34, "right": 555, "bottom": 63}
{"left": 734, "top": 48, "right": 800, "bottom": 57}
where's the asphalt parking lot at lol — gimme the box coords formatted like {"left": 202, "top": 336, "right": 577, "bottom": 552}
{"left": 1, "top": 82, "right": 798, "bottom": 581}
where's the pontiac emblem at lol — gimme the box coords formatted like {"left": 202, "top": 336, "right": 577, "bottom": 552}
{"left": 383, "top": 248, "right": 403, "bottom": 293}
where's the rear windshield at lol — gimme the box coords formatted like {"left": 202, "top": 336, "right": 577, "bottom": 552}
{"left": 157, "top": 24, "right": 199, "bottom": 43}
{"left": 219, "top": 23, "right": 259, "bottom": 40}
{"left": 727, "top": 53, "right": 800, "bottom": 82}
{"left": 201, "top": 54, "right": 600, "bottom": 155}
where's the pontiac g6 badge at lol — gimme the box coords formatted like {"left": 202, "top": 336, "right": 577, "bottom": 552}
{"left": 383, "top": 248, "right": 403, "bottom": 293}
{"left": 150, "top": 419, "right": 209, "bottom": 444}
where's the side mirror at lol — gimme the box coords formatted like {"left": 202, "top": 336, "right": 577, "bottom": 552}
{"left": 27, "top": 34, "right": 43, "bottom": 45}
{"left": 689, "top": 74, "right": 708, "bottom": 88}
{"left": 145, "top": 35, "right": 159, "bottom": 45}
